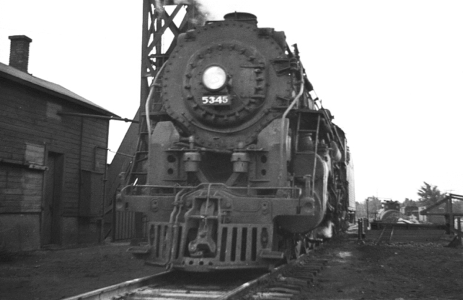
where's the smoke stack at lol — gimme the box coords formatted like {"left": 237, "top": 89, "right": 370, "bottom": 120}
{"left": 224, "top": 12, "right": 257, "bottom": 25}
{"left": 9, "top": 35, "right": 32, "bottom": 72}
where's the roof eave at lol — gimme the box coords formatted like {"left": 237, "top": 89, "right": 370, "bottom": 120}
{"left": 0, "top": 69, "right": 119, "bottom": 118}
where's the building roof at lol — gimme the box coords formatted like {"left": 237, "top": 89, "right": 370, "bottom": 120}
{"left": 0, "top": 62, "right": 117, "bottom": 117}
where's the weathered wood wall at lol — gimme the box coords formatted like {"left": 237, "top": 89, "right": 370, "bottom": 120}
{"left": 0, "top": 75, "right": 110, "bottom": 249}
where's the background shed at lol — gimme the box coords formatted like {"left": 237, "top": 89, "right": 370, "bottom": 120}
{"left": 0, "top": 35, "right": 116, "bottom": 251}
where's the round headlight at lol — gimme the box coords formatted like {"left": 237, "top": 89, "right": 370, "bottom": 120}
{"left": 202, "top": 66, "right": 227, "bottom": 91}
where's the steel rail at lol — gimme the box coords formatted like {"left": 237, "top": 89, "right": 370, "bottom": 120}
{"left": 63, "top": 236, "right": 328, "bottom": 300}
{"left": 222, "top": 238, "right": 327, "bottom": 300}
{"left": 63, "top": 269, "right": 262, "bottom": 300}
{"left": 62, "top": 271, "right": 171, "bottom": 300}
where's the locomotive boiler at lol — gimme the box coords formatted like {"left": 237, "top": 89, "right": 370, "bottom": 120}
{"left": 118, "top": 12, "right": 355, "bottom": 272}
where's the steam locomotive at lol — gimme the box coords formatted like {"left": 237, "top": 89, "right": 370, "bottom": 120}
{"left": 375, "top": 200, "right": 402, "bottom": 223}
{"left": 118, "top": 12, "right": 355, "bottom": 272}
{"left": 371, "top": 200, "right": 422, "bottom": 225}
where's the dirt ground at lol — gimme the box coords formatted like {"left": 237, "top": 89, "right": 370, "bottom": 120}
{"left": 305, "top": 234, "right": 463, "bottom": 300}
{"left": 0, "top": 242, "right": 164, "bottom": 300}
{"left": 1, "top": 234, "right": 462, "bottom": 300}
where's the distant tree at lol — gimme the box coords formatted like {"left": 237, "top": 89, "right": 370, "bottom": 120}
{"left": 364, "top": 196, "right": 382, "bottom": 219}
{"left": 403, "top": 198, "right": 418, "bottom": 207}
{"left": 368, "top": 196, "right": 382, "bottom": 211}
{"left": 356, "top": 201, "right": 366, "bottom": 218}
{"left": 417, "top": 182, "right": 443, "bottom": 207}
{"left": 356, "top": 196, "right": 390, "bottom": 219}
{"left": 355, "top": 198, "right": 376, "bottom": 218}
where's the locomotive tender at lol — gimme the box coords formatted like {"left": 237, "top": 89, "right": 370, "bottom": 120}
{"left": 118, "top": 12, "right": 355, "bottom": 272}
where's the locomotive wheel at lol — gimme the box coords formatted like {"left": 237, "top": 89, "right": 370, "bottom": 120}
{"left": 282, "top": 236, "right": 308, "bottom": 262}
{"left": 295, "top": 237, "right": 309, "bottom": 257}
{"left": 341, "top": 219, "right": 350, "bottom": 232}
{"left": 279, "top": 236, "right": 296, "bottom": 263}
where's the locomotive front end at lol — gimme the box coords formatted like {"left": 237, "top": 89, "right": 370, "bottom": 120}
{"left": 119, "top": 12, "right": 352, "bottom": 272}
{"left": 161, "top": 12, "right": 292, "bottom": 149}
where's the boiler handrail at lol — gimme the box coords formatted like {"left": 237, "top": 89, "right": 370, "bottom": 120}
{"left": 145, "top": 62, "right": 167, "bottom": 135}
{"left": 278, "top": 66, "right": 305, "bottom": 186}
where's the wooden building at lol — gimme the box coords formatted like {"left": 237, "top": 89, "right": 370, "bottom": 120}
{"left": 0, "top": 35, "right": 116, "bottom": 251}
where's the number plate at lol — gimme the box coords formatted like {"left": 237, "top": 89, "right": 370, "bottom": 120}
{"left": 201, "top": 95, "right": 231, "bottom": 106}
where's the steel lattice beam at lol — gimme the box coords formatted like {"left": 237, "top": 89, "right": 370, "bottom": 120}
{"left": 140, "top": 0, "right": 200, "bottom": 107}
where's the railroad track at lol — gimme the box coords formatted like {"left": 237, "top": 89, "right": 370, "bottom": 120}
{"left": 227, "top": 256, "right": 329, "bottom": 300}
{"left": 63, "top": 240, "right": 330, "bottom": 300}
{"left": 62, "top": 268, "right": 265, "bottom": 300}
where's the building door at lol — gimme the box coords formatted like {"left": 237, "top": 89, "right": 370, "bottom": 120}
{"left": 42, "top": 152, "right": 63, "bottom": 245}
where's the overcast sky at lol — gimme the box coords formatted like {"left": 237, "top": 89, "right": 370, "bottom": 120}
{"left": 1, "top": 0, "right": 463, "bottom": 203}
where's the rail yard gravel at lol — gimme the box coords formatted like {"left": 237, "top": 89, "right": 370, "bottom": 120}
{"left": 1, "top": 234, "right": 462, "bottom": 300}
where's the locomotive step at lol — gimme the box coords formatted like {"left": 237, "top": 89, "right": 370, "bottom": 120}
{"left": 127, "top": 245, "right": 151, "bottom": 254}
{"left": 260, "top": 250, "right": 285, "bottom": 260}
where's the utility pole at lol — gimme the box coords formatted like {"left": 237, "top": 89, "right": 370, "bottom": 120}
{"left": 366, "top": 197, "right": 370, "bottom": 220}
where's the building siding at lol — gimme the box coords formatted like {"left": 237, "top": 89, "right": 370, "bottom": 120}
{"left": 0, "top": 74, "right": 110, "bottom": 250}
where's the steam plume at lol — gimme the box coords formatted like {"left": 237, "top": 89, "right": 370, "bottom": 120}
{"left": 174, "top": 0, "right": 209, "bottom": 26}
